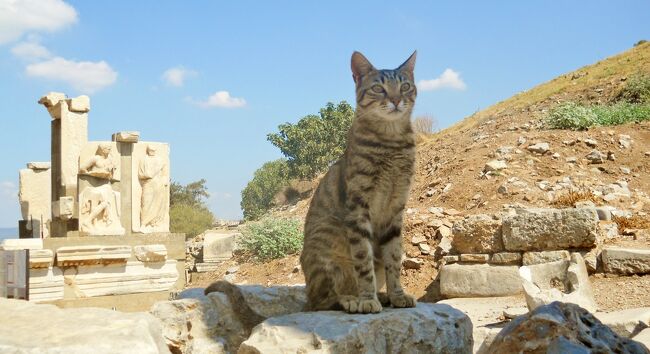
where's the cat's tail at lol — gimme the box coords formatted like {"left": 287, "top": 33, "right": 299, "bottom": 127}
{"left": 204, "top": 280, "right": 267, "bottom": 333}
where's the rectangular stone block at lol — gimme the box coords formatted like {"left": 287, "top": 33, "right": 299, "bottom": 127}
{"left": 460, "top": 254, "right": 490, "bottom": 263}
{"left": 203, "top": 231, "right": 240, "bottom": 262}
{"left": 29, "top": 267, "right": 64, "bottom": 302}
{"left": 0, "top": 238, "right": 43, "bottom": 251}
{"left": 502, "top": 208, "right": 598, "bottom": 251}
{"left": 112, "top": 131, "right": 140, "bottom": 143}
{"left": 56, "top": 245, "right": 132, "bottom": 266}
{"left": 439, "top": 263, "right": 522, "bottom": 298}
{"left": 602, "top": 247, "right": 650, "bottom": 275}
{"left": 52, "top": 197, "right": 74, "bottom": 219}
{"left": 451, "top": 214, "right": 504, "bottom": 253}
{"left": 522, "top": 250, "right": 571, "bottom": 265}
{"left": 29, "top": 249, "right": 54, "bottom": 269}
{"left": 490, "top": 252, "right": 522, "bottom": 265}
{"left": 63, "top": 260, "right": 179, "bottom": 298}
{"left": 19, "top": 166, "right": 51, "bottom": 238}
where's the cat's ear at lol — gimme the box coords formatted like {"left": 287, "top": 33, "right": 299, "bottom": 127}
{"left": 351, "top": 51, "right": 375, "bottom": 85}
{"left": 398, "top": 51, "right": 417, "bottom": 77}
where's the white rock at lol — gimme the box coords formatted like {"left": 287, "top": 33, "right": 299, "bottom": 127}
{"left": 134, "top": 244, "right": 167, "bottom": 263}
{"left": 484, "top": 160, "right": 507, "bottom": 172}
{"left": 112, "top": 131, "right": 141, "bottom": 143}
{"left": 239, "top": 303, "right": 473, "bottom": 354}
{"left": 0, "top": 298, "right": 170, "bottom": 354}
{"left": 595, "top": 308, "right": 650, "bottom": 337}
{"left": 602, "top": 247, "right": 650, "bottom": 275}
{"left": 67, "top": 95, "right": 90, "bottom": 112}
{"left": 527, "top": 142, "right": 550, "bottom": 154}
{"left": 440, "top": 263, "right": 522, "bottom": 297}
{"left": 0, "top": 238, "right": 42, "bottom": 250}
{"left": 202, "top": 231, "right": 240, "bottom": 263}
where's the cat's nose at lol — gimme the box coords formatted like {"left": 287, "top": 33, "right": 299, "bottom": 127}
{"left": 390, "top": 98, "right": 401, "bottom": 107}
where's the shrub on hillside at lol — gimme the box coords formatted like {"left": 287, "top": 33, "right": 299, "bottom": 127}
{"left": 616, "top": 74, "right": 650, "bottom": 104}
{"left": 546, "top": 102, "right": 598, "bottom": 130}
{"left": 240, "top": 159, "right": 290, "bottom": 220}
{"left": 591, "top": 102, "right": 650, "bottom": 126}
{"left": 170, "top": 179, "right": 215, "bottom": 238}
{"left": 238, "top": 217, "right": 303, "bottom": 261}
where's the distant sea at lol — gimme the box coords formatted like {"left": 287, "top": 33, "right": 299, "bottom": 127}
{"left": 0, "top": 227, "right": 18, "bottom": 241}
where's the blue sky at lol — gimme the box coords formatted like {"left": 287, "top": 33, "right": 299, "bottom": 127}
{"left": 0, "top": 0, "right": 649, "bottom": 227}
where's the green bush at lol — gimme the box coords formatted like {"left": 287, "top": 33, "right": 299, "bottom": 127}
{"left": 267, "top": 101, "right": 354, "bottom": 179}
{"left": 616, "top": 74, "right": 650, "bottom": 104}
{"left": 170, "top": 203, "right": 214, "bottom": 238}
{"left": 546, "top": 101, "right": 650, "bottom": 130}
{"left": 546, "top": 102, "right": 598, "bottom": 130}
{"left": 239, "top": 217, "right": 303, "bottom": 260}
{"left": 240, "top": 159, "right": 290, "bottom": 220}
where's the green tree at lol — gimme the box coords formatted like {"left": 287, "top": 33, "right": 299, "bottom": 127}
{"left": 267, "top": 101, "right": 354, "bottom": 179}
{"left": 169, "top": 179, "right": 215, "bottom": 237}
{"left": 240, "top": 159, "right": 290, "bottom": 220}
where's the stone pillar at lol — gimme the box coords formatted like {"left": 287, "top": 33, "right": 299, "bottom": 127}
{"left": 18, "top": 162, "right": 51, "bottom": 238}
{"left": 113, "top": 131, "right": 140, "bottom": 236}
{"left": 39, "top": 93, "right": 89, "bottom": 237}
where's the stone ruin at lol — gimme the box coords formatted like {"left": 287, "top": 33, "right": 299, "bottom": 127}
{"left": 0, "top": 93, "right": 185, "bottom": 309}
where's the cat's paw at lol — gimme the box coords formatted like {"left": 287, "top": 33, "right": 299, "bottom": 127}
{"left": 339, "top": 296, "right": 382, "bottom": 314}
{"left": 389, "top": 293, "right": 417, "bottom": 308}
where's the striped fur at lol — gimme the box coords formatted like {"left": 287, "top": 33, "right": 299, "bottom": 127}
{"left": 300, "top": 51, "right": 418, "bottom": 313}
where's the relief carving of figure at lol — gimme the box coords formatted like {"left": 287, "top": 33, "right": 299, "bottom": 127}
{"left": 79, "top": 184, "right": 124, "bottom": 235}
{"left": 138, "top": 145, "right": 168, "bottom": 232}
{"left": 79, "top": 143, "right": 116, "bottom": 180}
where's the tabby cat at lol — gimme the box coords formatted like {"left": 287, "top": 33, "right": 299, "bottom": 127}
{"left": 300, "top": 51, "right": 418, "bottom": 313}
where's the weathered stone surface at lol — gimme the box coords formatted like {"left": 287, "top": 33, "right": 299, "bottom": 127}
{"left": 0, "top": 238, "right": 42, "bottom": 250}
{"left": 64, "top": 260, "right": 179, "bottom": 298}
{"left": 502, "top": 208, "right": 598, "bottom": 251}
{"left": 67, "top": 95, "right": 90, "bottom": 112}
{"left": 38, "top": 92, "right": 66, "bottom": 108}
{"left": 519, "top": 253, "right": 597, "bottom": 313}
{"left": 195, "top": 262, "right": 221, "bottom": 272}
{"left": 0, "top": 298, "right": 170, "bottom": 354}
{"left": 451, "top": 214, "right": 503, "bottom": 254}
{"left": 602, "top": 247, "right": 650, "bottom": 275}
{"left": 19, "top": 166, "right": 51, "bottom": 237}
{"left": 484, "top": 159, "right": 507, "bottom": 172}
{"left": 490, "top": 252, "right": 522, "bottom": 265}
{"left": 52, "top": 196, "right": 74, "bottom": 220}
{"left": 26, "top": 161, "right": 51, "bottom": 170}
{"left": 443, "top": 255, "right": 459, "bottom": 264}
{"left": 239, "top": 303, "right": 473, "bottom": 354}
{"left": 595, "top": 308, "right": 650, "bottom": 337}
{"left": 56, "top": 245, "right": 132, "bottom": 266}
{"left": 486, "top": 302, "right": 649, "bottom": 354}
{"left": 527, "top": 142, "right": 550, "bottom": 154}
{"left": 29, "top": 249, "right": 54, "bottom": 268}
{"left": 522, "top": 250, "right": 570, "bottom": 265}
{"left": 203, "top": 231, "right": 240, "bottom": 262}
{"left": 29, "top": 266, "right": 64, "bottom": 302}
{"left": 134, "top": 244, "right": 167, "bottom": 262}
{"left": 153, "top": 285, "right": 307, "bottom": 353}
{"left": 132, "top": 142, "right": 170, "bottom": 233}
{"left": 460, "top": 253, "right": 490, "bottom": 263}
{"left": 440, "top": 263, "right": 522, "bottom": 298}
{"left": 112, "top": 131, "right": 141, "bottom": 143}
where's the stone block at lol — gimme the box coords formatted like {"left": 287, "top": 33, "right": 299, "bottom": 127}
{"left": 0, "top": 298, "right": 169, "bottom": 353}
{"left": 26, "top": 162, "right": 51, "bottom": 170}
{"left": 440, "top": 263, "right": 522, "bottom": 298}
{"left": 112, "top": 131, "right": 140, "bottom": 143}
{"left": 519, "top": 253, "right": 597, "bottom": 313}
{"left": 134, "top": 244, "right": 167, "bottom": 263}
{"left": 460, "top": 253, "right": 490, "bottom": 263}
{"left": 52, "top": 196, "right": 74, "bottom": 220}
{"left": 602, "top": 247, "right": 650, "bottom": 275}
{"left": 595, "top": 308, "right": 650, "bottom": 338}
{"left": 64, "top": 260, "right": 179, "bottom": 298}
{"left": 56, "top": 245, "right": 132, "bottom": 266}
{"left": 522, "top": 250, "right": 571, "bottom": 265}
{"left": 202, "top": 231, "right": 240, "bottom": 262}
{"left": 194, "top": 262, "right": 221, "bottom": 273}
{"left": 19, "top": 166, "right": 51, "bottom": 237}
{"left": 29, "top": 249, "right": 54, "bottom": 269}
{"left": 490, "top": 252, "right": 522, "bottom": 265}
{"left": 502, "top": 208, "right": 598, "bottom": 251}
{"left": 239, "top": 303, "right": 473, "bottom": 354}
{"left": 29, "top": 266, "right": 64, "bottom": 302}
{"left": 67, "top": 95, "right": 90, "bottom": 112}
{"left": 0, "top": 238, "right": 43, "bottom": 251}
{"left": 451, "top": 214, "right": 504, "bottom": 253}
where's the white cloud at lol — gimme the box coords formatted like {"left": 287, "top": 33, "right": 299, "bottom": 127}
{"left": 417, "top": 68, "right": 466, "bottom": 91}
{"left": 162, "top": 66, "right": 197, "bottom": 87}
{"left": 190, "top": 91, "right": 247, "bottom": 108}
{"left": 0, "top": 0, "right": 78, "bottom": 44}
{"left": 11, "top": 40, "right": 51, "bottom": 60}
{"left": 26, "top": 56, "right": 118, "bottom": 93}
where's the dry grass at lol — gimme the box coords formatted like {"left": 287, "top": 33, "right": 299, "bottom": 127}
{"left": 551, "top": 190, "right": 600, "bottom": 207}
{"left": 613, "top": 215, "right": 650, "bottom": 234}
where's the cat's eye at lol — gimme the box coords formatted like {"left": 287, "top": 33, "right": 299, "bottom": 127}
{"left": 371, "top": 85, "right": 384, "bottom": 93}
{"left": 400, "top": 83, "right": 411, "bottom": 92}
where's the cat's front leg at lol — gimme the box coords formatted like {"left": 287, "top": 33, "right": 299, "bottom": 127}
{"left": 380, "top": 218, "right": 416, "bottom": 308}
{"left": 341, "top": 217, "right": 382, "bottom": 314}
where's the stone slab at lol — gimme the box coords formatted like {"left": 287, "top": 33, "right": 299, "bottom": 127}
{"left": 56, "top": 245, "right": 132, "bottom": 266}
{"left": 522, "top": 250, "right": 571, "bottom": 265}
{"left": 29, "top": 249, "right": 54, "bottom": 269}
{"left": 112, "top": 131, "right": 140, "bottom": 143}
{"left": 595, "top": 308, "right": 650, "bottom": 338}
{"left": 602, "top": 247, "right": 650, "bottom": 275}
{"left": 440, "top": 263, "right": 522, "bottom": 298}
{"left": 502, "top": 208, "right": 598, "bottom": 251}
{"left": 0, "top": 238, "right": 43, "bottom": 251}
{"left": 490, "top": 252, "right": 522, "bottom": 265}
{"left": 451, "top": 214, "right": 504, "bottom": 253}
{"left": 203, "top": 231, "right": 240, "bottom": 262}
{"left": 29, "top": 266, "right": 64, "bottom": 302}
{"left": 19, "top": 167, "right": 51, "bottom": 237}
{"left": 134, "top": 244, "right": 167, "bottom": 262}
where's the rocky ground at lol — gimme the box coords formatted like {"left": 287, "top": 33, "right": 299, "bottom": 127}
{"left": 192, "top": 43, "right": 650, "bottom": 314}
